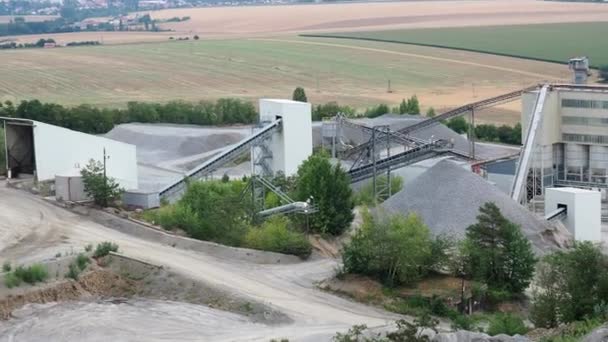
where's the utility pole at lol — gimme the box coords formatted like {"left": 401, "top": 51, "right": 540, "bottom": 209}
{"left": 103, "top": 148, "right": 110, "bottom": 207}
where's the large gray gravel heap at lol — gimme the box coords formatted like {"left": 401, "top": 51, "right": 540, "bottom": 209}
{"left": 380, "top": 160, "right": 562, "bottom": 254}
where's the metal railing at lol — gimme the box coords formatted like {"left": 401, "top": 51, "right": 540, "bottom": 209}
{"left": 159, "top": 119, "right": 282, "bottom": 202}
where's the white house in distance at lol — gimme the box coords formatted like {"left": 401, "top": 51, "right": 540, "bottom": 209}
{"left": 1, "top": 117, "right": 138, "bottom": 190}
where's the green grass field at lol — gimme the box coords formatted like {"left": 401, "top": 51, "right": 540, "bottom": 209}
{"left": 0, "top": 36, "right": 568, "bottom": 124}
{"left": 308, "top": 22, "right": 608, "bottom": 67}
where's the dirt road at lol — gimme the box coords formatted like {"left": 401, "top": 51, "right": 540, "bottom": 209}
{"left": 0, "top": 186, "right": 400, "bottom": 340}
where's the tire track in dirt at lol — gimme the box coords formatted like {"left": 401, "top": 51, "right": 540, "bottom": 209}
{"left": 250, "top": 38, "right": 561, "bottom": 80}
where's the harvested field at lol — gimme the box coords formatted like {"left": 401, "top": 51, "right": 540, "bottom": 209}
{"left": 312, "top": 21, "right": 608, "bottom": 66}
{"left": 5, "top": 0, "right": 608, "bottom": 44}
{"left": 148, "top": 0, "right": 608, "bottom": 37}
{"left": 0, "top": 36, "right": 568, "bottom": 124}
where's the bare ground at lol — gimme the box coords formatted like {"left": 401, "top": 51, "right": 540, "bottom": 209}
{"left": 0, "top": 186, "right": 403, "bottom": 340}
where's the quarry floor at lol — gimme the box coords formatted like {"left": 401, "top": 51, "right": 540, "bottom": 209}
{"left": 0, "top": 185, "right": 403, "bottom": 341}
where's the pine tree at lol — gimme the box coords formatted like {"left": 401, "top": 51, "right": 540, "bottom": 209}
{"left": 464, "top": 202, "right": 536, "bottom": 294}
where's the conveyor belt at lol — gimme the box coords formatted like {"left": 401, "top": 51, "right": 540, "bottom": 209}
{"left": 159, "top": 119, "right": 282, "bottom": 202}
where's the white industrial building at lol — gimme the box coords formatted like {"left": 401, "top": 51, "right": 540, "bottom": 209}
{"left": 258, "top": 99, "right": 313, "bottom": 176}
{"left": 1, "top": 117, "right": 138, "bottom": 190}
{"left": 519, "top": 84, "right": 608, "bottom": 200}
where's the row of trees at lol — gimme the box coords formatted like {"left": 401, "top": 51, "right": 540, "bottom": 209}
{"left": 293, "top": 87, "right": 424, "bottom": 120}
{"left": 446, "top": 116, "right": 522, "bottom": 145}
{"left": 0, "top": 98, "right": 258, "bottom": 134}
{"left": 0, "top": 38, "right": 57, "bottom": 50}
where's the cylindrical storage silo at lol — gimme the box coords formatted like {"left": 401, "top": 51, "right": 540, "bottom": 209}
{"left": 565, "top": 143, "right": 587, "bottom": 180}
{"left": 590, "top": 145, "right": 608, "bottom": 183}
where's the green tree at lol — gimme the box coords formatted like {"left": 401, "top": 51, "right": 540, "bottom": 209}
{"left": 599, "top": 65, "right": 608, "bottom": 83}
{"left": 407, "top": 95, "right": 420, "bottom": 114}
{"left": 178, "top": 180, "right": 248, "bottom": 245}
{"left": 312, "top": 102, "right": 356, "bottom": 121}
{"left": 475, "top": 124, "right": 498, "bottom": 141}
{"left": 342, "top": 210, "right": 437, "bottom": 286}
{"left": 80, "top": 159, "right": 124, "bottom": 207}
{"left": 446, "top": 116, "right": 468, "bottom": 134}
{"left": 294, "top": 152, "right": 354, "bottom": 235}
{"left": 464, "top": 202, "right": 536, "bottom": 294}
{"left": 292, "top": 87, "right": 308, "bottom": 102}
{"left": 530, "top": 242, "right": 608, "bottom": 327}
{"left": 426, "top": 107, "right": 436, "bottom": 117}
{"left": 364, "top": 104, "right": 390, "bottom": 118}
{"left": 398, "top": 99, "right": 408, "bottom": 114}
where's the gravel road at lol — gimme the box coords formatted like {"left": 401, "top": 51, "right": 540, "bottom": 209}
{"left": 0, "top": 186, "right": 399, "bottom": 341}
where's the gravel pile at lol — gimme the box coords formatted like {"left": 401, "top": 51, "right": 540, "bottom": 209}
{"left": 105, "top": 123, "right": 250, "bottom": 166}
{"left": 380, "top": 160, "right": 561, "bottom": 253}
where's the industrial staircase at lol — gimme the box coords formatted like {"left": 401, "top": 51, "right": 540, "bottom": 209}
{"left": 159, "top": 119, "right": 282, "bottom": 202}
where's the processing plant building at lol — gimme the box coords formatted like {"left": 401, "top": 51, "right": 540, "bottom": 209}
{"left": 521, "top": 85, "right": 608, "bottom": 198}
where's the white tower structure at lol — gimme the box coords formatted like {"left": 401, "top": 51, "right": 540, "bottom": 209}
{"left": 259, "top": 99, "right": 313, "bottom": 176}
{"left": 568, "top": 57, "right": 590, "bottom": 85}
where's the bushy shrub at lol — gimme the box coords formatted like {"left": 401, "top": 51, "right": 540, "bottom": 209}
{"left": 93, "top": 241, "right": 119, "bottom": 258}
{"left": 342, "top": 210, "right": 439, "bottom": 286}
{"left": 487, "top": 314, "right": 527, "bottom": 336}
{"left": 2, "top": 261, "right": 11, "bottom": 272}
{"left": 531, "top": 242, "right": 608, "bottom": 327}
{"left": 178, "top": 180, "right": 248, "bottom": 246}
{"left": 450, "top": 313, "right": 475, "bottom": 331}
{"left": 12, "top": 264, "right": 48, "bottom": 285}
{"left": 4, "top": 272, "right": 21, "bottom": 288}
{"left": 244, "top": 216, "right": 312, "bottom": 258}
{"left": 66, "top": 263, "right": 80, "bottom": 280}
{"left": 76, "top": 253, "right": 90, "bottom": 270}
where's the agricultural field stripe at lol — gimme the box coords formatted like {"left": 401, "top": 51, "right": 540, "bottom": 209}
{"left": 252, "top": 38, "right": 559, "bottom": 79}
{"left": 299, "top": 34, "right": 595, "bottom": 69}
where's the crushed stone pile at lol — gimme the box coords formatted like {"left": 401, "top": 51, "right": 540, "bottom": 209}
{"left": 380, "top": 160, "right": 568, "bottom": 254}
{"left": 105, "top": 123, "right": 248, "bottom": 166}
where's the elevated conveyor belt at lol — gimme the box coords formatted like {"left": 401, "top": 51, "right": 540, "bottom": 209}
{"left": 348, "top": 140, "right": 449, "bottom": 183}
{"left": 341, "top": 86, "right": 536, "bottom": 158}
{"left": 510, "top": 84, "right": 549, "bottom": 203}
{"left": 159, "top": 119, "right": 282, "bottom": 202}
{"left": 338, "top": 118, "right": 427, "bottom": 159}
{"left": 545, "top": 207, "right": 567, "bottom": 222}
{"left": 398, "top": 85, "right": 537, "bottom": 135}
